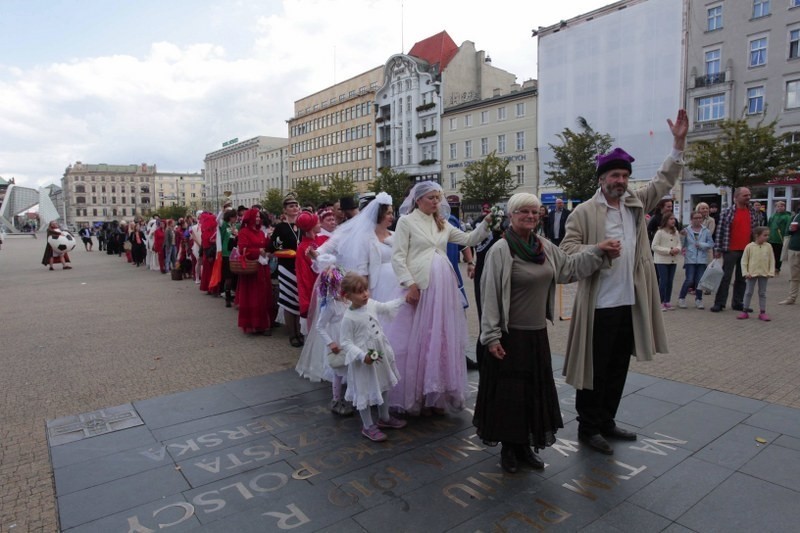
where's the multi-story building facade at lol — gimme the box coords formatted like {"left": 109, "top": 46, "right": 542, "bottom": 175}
{"left": 258, "top": 144, "right": 290, "bottom": 197}
{"left": 287, "top": 67, "right": 383, "bottom": 194}
{"left": 536, "top": 0, "right": 683, "bottom": 204}
{"left": 203, "top": 135, "right": 288, "bottom": 210}
{"left": 154, "top": 171, "right": 204, "bottom": 210}
{"left": 684, "top": 0, "right": 800, "bottom": 217}
{"left": 375, "top": 32, "right": 517, "bottom": 184}
{"left": 62, "top": 162, "right": 156, "bottom": 226}
{"left": 441, "top": 81, "right": 538, "bottom": 215}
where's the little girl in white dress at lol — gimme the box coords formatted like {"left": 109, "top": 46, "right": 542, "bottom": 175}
{"left": 339, "top": 273, "right": 407, "bottom": 442}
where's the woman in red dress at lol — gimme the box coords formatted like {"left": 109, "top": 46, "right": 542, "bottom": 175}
{"left": 237, "top": 208, "right": 274, "bottom": 334}
{"left": 199, "top": 212, "right": 218, "bottom": 293}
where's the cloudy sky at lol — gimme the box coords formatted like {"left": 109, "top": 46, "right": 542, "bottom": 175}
{"left": 1, "top": 0, "right": 609, "bottom": 189}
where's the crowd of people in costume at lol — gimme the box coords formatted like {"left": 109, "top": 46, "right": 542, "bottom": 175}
{"left": 58, "top": 109, "right": 799, "bottom": 474}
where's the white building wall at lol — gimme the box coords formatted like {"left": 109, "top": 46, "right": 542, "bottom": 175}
{"left": 537, "top": 0, "right": 683, "bottom": 195}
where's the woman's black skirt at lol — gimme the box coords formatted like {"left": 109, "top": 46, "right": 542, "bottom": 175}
{"left": 473, "top": 327, "right": 563, "bottom": 450}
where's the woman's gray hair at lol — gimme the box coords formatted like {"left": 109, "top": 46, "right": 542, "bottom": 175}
{"left": 507, "top": 193, "right": 541, "bottom": 215}
{"left": 694, "top": 202, "right": 709, "bottom": 212}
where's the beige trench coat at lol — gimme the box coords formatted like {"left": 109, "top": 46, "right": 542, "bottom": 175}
{"left": 559, "top": 154, "right": 683, "bottom": 390}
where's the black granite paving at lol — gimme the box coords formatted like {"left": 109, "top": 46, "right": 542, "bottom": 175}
{"left": 47, "top": 361, "right": 800, "bottom": 532}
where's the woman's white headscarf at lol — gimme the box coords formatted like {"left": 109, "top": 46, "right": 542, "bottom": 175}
{"left": 398, "top": 181, "right": 450, "bottom": 220}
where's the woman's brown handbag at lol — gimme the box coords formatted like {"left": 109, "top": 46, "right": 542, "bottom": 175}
{"left": 229, "top": 248, "right": 258, "bottom": 275}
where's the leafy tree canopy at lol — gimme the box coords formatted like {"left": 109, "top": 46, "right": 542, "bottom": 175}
{"left": 292, "top": 179, "right": 324, "bottom": 209}
{"left": 325, "top": 173, "right": 357, "bottom": 204}
{"left": 544, "top": 117, "right": 614, "bottom": 201}
{"left": 262, "top": 189, "right": 284, "bottom": 215}
{"left": 459, "top": 151, "right": 517, "bottom": 204}
{"left": 687, "top": 117, "right": 800, "bottom": 190}
{"left": 370, "top": 167, "right": 413, "bottom": 210}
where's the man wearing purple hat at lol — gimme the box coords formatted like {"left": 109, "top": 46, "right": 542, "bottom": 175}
{"left": 560, "top": 109, "right": 688, "bottom": 455}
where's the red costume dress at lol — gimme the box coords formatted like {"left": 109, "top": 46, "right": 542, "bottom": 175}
{"left": 236, "top": 209, "right": 273, "bottom": 333}
{"left": 152, "top": 226, "right": 166, "bottom": 273}
{"left": 295, "top": 234, "right": 329, "bottom": 318}
{"left": 199, "top": 213, "right": 218, "bottom": 293}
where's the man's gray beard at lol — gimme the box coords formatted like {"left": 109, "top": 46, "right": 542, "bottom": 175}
{"left": 603, "top": 184, "right": 627, "bottom": 199}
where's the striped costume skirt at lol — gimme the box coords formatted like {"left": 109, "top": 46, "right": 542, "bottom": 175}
{"left": 277, "top": 263, "right": 300, "bottom": 316}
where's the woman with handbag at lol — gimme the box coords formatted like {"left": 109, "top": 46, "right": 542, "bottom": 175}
{"left": 236, "top": 208, "right": 273, "bottom": 334}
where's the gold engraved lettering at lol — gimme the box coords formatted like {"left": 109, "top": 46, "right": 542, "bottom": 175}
{"left": 346, "top": 480, "right": 374, "bottom": 498}
{"left": 195, "top": 457, "right": 221, "bottom": 474}
{"left": 219, "top": 426, "right": 253, "bottom": 440}
{"left": 316, "top": 450, "right": 349, "bottom": 470}
{"left": 192, "top": 490, "right": 225, "bottom": 514}
{"left": 609, "top": 460, "right": 647, "bottom": 479}
{"left": 262, "top": 503, "right": 312, "bottom": 530}
{"left": 167, "top": 440, "right": 200, "bottom": 456}
{"left": 443, "top": 483, "right": 485, "bottom": 508}
{"left": 271, "top": 439, "right": 296, "bottom": 455}
{"left": 125, "top": 516, "right": 156, "bottom": 533}
{"left": 220, "top": 481, "right": 254, "bottom": 500}
{"left": 196, "top": 434, "right": 224, "bottom": 447}
{"left": 536, "top": 498, "right": 571, "bottom": 525}
{"left": 550, "top": 438, "right": 580, "bottom": 457}
{"left": 225, "top": 453, "right": 253, "bottom": 468}
{"left": 561, "top": 475, "right": 612, "bottom": 500}
{"left": 589, "top": 468, "right": 624, "bottom": 485}
{"left": 339, "top": 442, "right": 379, "bottom": 462}
{"left": 466, "top": 476, "right": 495, "bottom": 492}
{"left": 152, "top": 502, "right": 194, "bottom": 528}
{"left": 450, "top": 438, "right": 486, "bottom": 454}
{"left": 139, "top": 446, "right": 167, "bottom": 462}
{"left": 247, "top": 420, "right": 274, "bottom": 433}
{"left": 495, "top": 510, "right": 545, "bottom": 531}
{"left": 385, "top": 466, "right": 412, "bottom": 482}
{"left": 328, "top": 486, "right": 358, "bottom": 507}
{"left": 249, "top": 472, "right": 289, "bottom": 493}
{"left": 292, "top": 461, "right": 321, "bottom": 480}
{"left": 243, "top": 445, "right": 272, "bottom": 461}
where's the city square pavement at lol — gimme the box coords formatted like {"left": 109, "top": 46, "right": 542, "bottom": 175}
{"left": 1, "top": 235, "right": 799, "bottom": 532}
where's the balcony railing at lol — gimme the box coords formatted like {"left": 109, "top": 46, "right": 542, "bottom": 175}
{"left": 695, "top": 72, "right": 726, "bottom": 88}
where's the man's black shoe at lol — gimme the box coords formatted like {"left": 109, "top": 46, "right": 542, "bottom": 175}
{"left": 516, "top": 445, "right": 545, "bottom": 470}
{"left": 709, "top": 304, "right": 724, "bottom": 312}
{"left": 579, "top": 433, "right": 614, "bottom": 455}
{"left": 732, "top": 303, "right": 744, "bottom": 311}
{"left": 602, "top": 426, "right": 638, "bottom": 441}
{"left": 500, "top": 446, "right": 518, "bottom": 473}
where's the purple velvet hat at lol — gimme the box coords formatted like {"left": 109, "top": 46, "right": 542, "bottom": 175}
{"left": 595, "top": 147, "right": 635, "bottom": 178}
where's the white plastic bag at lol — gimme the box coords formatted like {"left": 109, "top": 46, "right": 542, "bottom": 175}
{"left": 698, "top": 257, "right": 724, "bottom": 293}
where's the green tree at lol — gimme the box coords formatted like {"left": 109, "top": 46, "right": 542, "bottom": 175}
{"left": 458, "top": 151, "right": 517, "bottom": 204}
{"left": 154, "top": 205, "right": 191, "bottom": 220}
{"left": 325, "top": 173, "right": 357, "bottom": 203}
{"left": 545, "top": 117, "right": 614, "bottom": 201}
{"left": 292, "top": 179, "right": 324, "bottom": 209}
{"left": 370, "top": 167, "right": 413, "bottom": 209}
{"left": 687, "top": 117, "right": 800, "bottom": 190}
{"left": 262, "top": 189, "right": 284, "bottom": 216}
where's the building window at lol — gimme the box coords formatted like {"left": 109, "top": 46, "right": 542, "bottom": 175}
{"left": 465, "top": 140, "right": 472, "bottom": 158}
{"left": 707, "top": 5, "right": 722, "bottom": 31}
{"left": 465, "top": 114, "right": 472, "bottom": 127}
{"left": 481, "top": 137, "right": 489, "bottom": 156}
{"left": 516, "top": 132, "right": 525, "bottom": 151}
{"left": 450, "top": 172, "right": 457, "bottom": 189}
{"left": 747, "top": 86, "right": 765, "bottom": 114}
{"left": 497, "top": 134, "right": 506, "bottom": 154}
{"left": 450, "top": 143, "right": 457, "bottom": 160}
{"left": 787, "top": 80, "right": 800, "bottom": 109}
{"left": 752, "top": 0, "right": 770, "bottom": 18}
{"left": 516, "top": 165, "right": 525, "bottom": 185}
{"left": 480, "top": 110, "right": 489, "bottom": 124}
{"left": 790, "top": 29, "right": 800, "bottom": 59}
{"left": 450, "top": 117, "right": 457, "bottom": 131}
{"left": 515, "top": 102, "right": 525, "bottom": 117}
{"left": 750, "top": 37, "right": 767, "bottom": 67}
{"left": 497, "top": 107, "right": 507, "bottom": 121}
{"left": 705, "top": 49, "right": 721, "bottom": 75}
{"left": 696, "top": 94, "right": 726, "bottom": 122}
